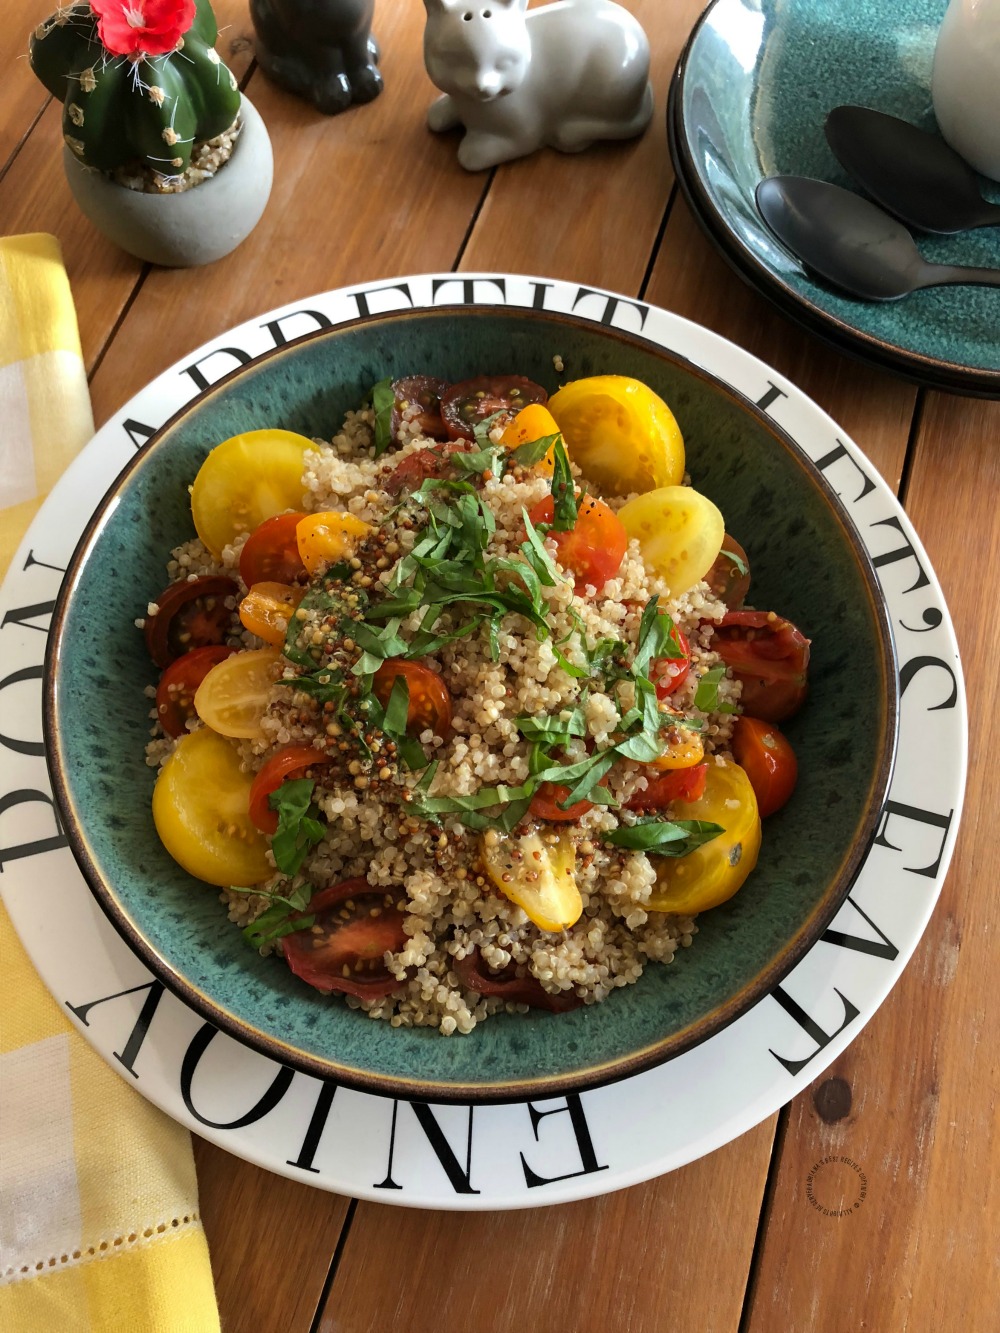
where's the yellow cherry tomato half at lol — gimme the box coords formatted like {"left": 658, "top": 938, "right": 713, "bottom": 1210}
{"left": 499, "top": 402, "right": 560, "bottom": 476}
{"left": 648, "top": 758, "right": 761, "bottom": 916}
{"left": 239, "top": 581, "right": 306, "bottom": 647}
{"left": 651, "top": 715, "right": 706, "bottom": 770}
{"left": 617, "top": 485, "right": 725, "bottom": 599}
{"left": 194, "top": 647, "right": 280, "bottom": 739}
{"left": 152, "top": 727, "right": 272, "bottom": 886}
{"left": 295, "top": 511, "right": 372, "bottom": 576}
{"left": 547, "top": 375, "right": 685, "bottom": 497}
{"left": 191, "top": 429, "right": 316, "bottom": 558}
{"left": 480, "top": 829, "right": 582, "bottom": 933}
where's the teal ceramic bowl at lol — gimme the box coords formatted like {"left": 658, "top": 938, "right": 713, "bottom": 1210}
{"left": 669, "top": 0, "right": 1000, "bottom": 395}
{"left": 45, "top": 307, "right": 897, "bottom": 1103}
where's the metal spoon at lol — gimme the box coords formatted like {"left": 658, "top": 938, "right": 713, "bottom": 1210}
{"left": 825, "top": 105, "right": 1000, "bottom": 234}
{"left": 755, "top": 176, "right": 1000, "bottom": 301}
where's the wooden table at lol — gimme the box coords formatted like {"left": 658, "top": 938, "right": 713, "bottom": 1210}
{"left": 4, "top": 3, "right": 997, "bottom": 1328}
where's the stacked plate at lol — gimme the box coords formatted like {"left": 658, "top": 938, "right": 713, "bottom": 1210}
{"left": 668, "top": 0, "right": 1000, "bottom": 396}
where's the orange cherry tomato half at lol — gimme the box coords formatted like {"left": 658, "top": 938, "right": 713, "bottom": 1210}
{"left": 154, "top": 645, "right": 236, "bottom": 738}
{"left": 239, "top": 512, "right": 309, "bottom": 587}
{"left": 282, "top": 877, "right": 408, "bottom": 999}
{"left": 248, "top": 744, "right": 332, "bottom": 834}
{"left": 372, "top": 659, "right": 453, "bottom": 739}
{"left": 626, "top": 763, "right": 708, "bottom": 811}
{"left": 239, "top": 581, "right": 306, "bottom": 646}
{"left": 526, "top": 494, "right": 628, "bottom": 594}
{"left": 295, "top": 511, "right": 372, "bottom": 576}
{"left": 731, "top": 716, "right": 798, "bottom": 817}
{"left": 528, "top": 781, "right": 595, "bottom": 823}
{"left": 144, "top": 575, "right": 238, "bottom": 669}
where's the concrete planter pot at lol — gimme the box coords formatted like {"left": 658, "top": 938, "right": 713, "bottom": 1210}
{"left": 62, "top": 95, "right": 273, "bottom": 268}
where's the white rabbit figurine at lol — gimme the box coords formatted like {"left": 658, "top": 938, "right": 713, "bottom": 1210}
{"left": 423, "top": 0, "right": 654, "bottom": 171}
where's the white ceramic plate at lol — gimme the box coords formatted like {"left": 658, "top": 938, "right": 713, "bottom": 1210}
{"left": 0, "top": 274, "right": 966, "bottom": 1210}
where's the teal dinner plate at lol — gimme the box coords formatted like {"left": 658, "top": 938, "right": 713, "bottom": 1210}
{"left": 45, "top": 305, "right": 897, "bottom": 1104}
{"left": 669, "top": 0, "right": 1000, "bottom": 396}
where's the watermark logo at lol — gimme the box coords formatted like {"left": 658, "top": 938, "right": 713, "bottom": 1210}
{"left": 805, "top": 1156, "right": 868, "bottom": 1217}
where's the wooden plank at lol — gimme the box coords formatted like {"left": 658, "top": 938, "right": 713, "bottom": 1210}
{"left": 0, "top": 2, "right": 49, "bottom": 178}
{"left": 87, "top": 2, "right": 485, "bottom": 427}
{"left": 644, "top": 199, "right": 916, "bottom": 490}
{"left": 742, "top": 394, "right": 1000, "bottom": 1331}
{"left": 0, "top": 1, "right": 257, "bottom": 374}
{"left": 460, "top": 0, "right": 706, "bottom": 291}
{"left": 319, "top": 1116, "right": 775, "bottom": 1333}
{"left": 192, "top": 1136, "right": 351, "bottom": 1333}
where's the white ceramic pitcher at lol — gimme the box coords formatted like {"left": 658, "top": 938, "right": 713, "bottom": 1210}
{"left": 932, "top": 0, "right": 1000, "bottom": 181}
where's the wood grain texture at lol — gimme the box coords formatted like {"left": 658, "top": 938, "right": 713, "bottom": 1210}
{"left": 0, "top": 1, "right": 48, "bottom": 179}
{"left": 645, "top": 199, "right": 916, "bottom": 491}
{"left": 743, "top": 395, "right": 1000, "bottom": 1333}
{"left": 319, "top": 1115, "right": 775, "bottom": 1333}
{"left": 460, "top": 0, "right": 705, "bottom": 290}
{"left": 87, "top": 0, "right": 485, "bottom": 427}
{"left": 193, "top": 1136, "right": 351, "bottom": 1333}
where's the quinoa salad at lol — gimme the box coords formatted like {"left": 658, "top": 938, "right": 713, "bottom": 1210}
{"left": 141, "top": 372, "right": 810, "bottom": 1035}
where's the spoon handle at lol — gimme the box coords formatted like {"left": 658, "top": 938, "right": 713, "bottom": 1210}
{"left": 925, "top": 263, "right": 1000, "bottom": 290}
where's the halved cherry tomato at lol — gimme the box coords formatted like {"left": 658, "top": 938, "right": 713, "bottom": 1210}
{"left": 617, "top": 485, "right": 725, "bottom": 599}
{"left": 480, "top": 828, "right": 582, "bottom": 932}
{"left": 499, "top": 402, "right": 560, "bottom": 476}
{"left": 713, "top": 610, "right": 811, "bottom": 722}
{"left": 651, "top": 624, "right": 691, "bottom": 699}
{"left": 528, "top": 782, "right": 595, "bottom": 822}
{"left": 441, "top": 375, "right": 547, "bottom": 441}
{"left": 248, "top": 744, "right": 332, "bottom": 834}
{"left": 453, "top": 949, "right": 583, "bottom": 1013}
{"left": 547, "top": 374, "right": 685, "bottom": 497}
{"left": 390, "top": 376, "right": 448, "bottom": 441}
{"left": 372, "top": 659, "right": 452, "bottom": 739}
{"left": 239, "top": 581, "right": 306, "bottom": 646}
{"left": 626, "top": 763, "right": 708, "bottom": 810}
{"left": 194, "top": 647, "right": 280, "bottom": 739}
{"left": 651, "top": 710, "right": 705, "bottom": 770}
{"left": 295, "top": 511, "right": 372, "bottom": 576}
{"left": 706, "top": 535, "right": 751, "bottom": 609}
{"left": 282, "top": 877, "right": 408, "bottom": 999}
{"left": 191, "top": 429, "right": 315, "bottom": 558}
{"left": 382, "top": 441, "right": 471, "bottom": 496}
{"left": 647, "top": 758, "right": 761, "bottom": 916}
{"left": 155, "top": 645, "right": 235, "bottom": 738}
{"left": 239, "top": 512, "right": 309, "bottom": 587}
{"left": 731, "top": 716, "right": 798, "bottom": 817}
{"left": 152, "top": 727, "right": 271, "bottom": 886}
{"left": 526, "top": 494, "right": 628, "bottom": 593}
{"left": 144, "top": 575, "right": 239, "bottom": 669}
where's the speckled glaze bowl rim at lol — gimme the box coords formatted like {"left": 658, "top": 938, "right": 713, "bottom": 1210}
{"left": 44, "top": 305, "right": 899, "bottom": 1104}
{"left": 668, "top": 0, "right": 1000, "bottom": 399}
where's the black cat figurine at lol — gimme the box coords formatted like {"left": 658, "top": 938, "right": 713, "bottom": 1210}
{"left": 249, "top": 0, "right": 383, "bottom": 115}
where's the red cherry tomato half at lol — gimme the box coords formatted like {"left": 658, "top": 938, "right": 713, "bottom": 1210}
{"left": 154, "top": 645, "right": 236, "bottom": 738}
{"left": 382, "top": 441, "right": 471, "bottom": 496}
{"left": 239, "top": 512, "right": 309, "bottom": 588}
{"left": 713, "top": 610, "right": 811, "bottom": 722}
{"left": 731, "top": 717, "right": 798, "bottom": 817}
{"left": 440, "top": 375, "right": 547, "bottom": 441}
{"left": 706, "top": 535, "right": 751, "bottom": 609}
{"left": 372, "top": 659, "right": 453, "bottom": 739}
{"left": 528, "top": 781, "right": 595, "bottom": 823}
{"left": 626, "top": 763, "right": 708, "bottom": 810}
{"left": 248, "top": 744, "right": 332, "bottom": 834}
{"left": 283, "top": 877, "right": 408, "bottom": 999}
{"left": 453, "top": 948, "right": 583, "bottom": 1013}
{"left": 144, "top": 575, "right": 239, "bottom": 669}
{"left": 526, "top": 494, "right": 628, "bottom": 594}
{"left": 651, "top": 624, "right": 691, "bottom": 699}
{"left": 390, "top": 375, "right": 449, "bottom": 441}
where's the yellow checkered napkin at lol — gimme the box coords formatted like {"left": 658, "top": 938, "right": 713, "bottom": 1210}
{"left": 0, "top": 235, "right": 221, "bottom": 1333}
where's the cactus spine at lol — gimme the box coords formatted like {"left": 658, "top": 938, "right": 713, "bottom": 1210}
{"left": 30, "top": 2, "right": 242, "bottom": 177}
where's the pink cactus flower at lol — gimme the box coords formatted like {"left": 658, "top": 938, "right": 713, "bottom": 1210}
{"left": 90, "top": 0, "right": 197, "bottom": 58}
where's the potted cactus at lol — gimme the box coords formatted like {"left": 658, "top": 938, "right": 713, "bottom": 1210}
{"left": 29, "top": 1, "right": 273, "bottom": 267}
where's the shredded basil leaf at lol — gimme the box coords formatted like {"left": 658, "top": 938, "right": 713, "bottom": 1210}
{"left": 511, "top": 433, "right": 560, "bottom": 467}
{"left": 550, "top": 436, "right": 577, "bottom": 531}
{"left": 722, "top": 546, "right": 748, "bottom": 577}
{"left": 604, "top": 818, "right": 724, "bottom": 854}
{"left": 694, "top": 665, "right": 739, "bottom": 714}
{"left": 383, "top": 674, "right": 410, "bottom": 736}
{"left": 269, "top": 778, "right": 326, "bottom": 877}
{"left": 234, "top": 881, "right": 315, "bottom": 949}
{"left": 371, "top": 378, "right": 395, "bottom": 457}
